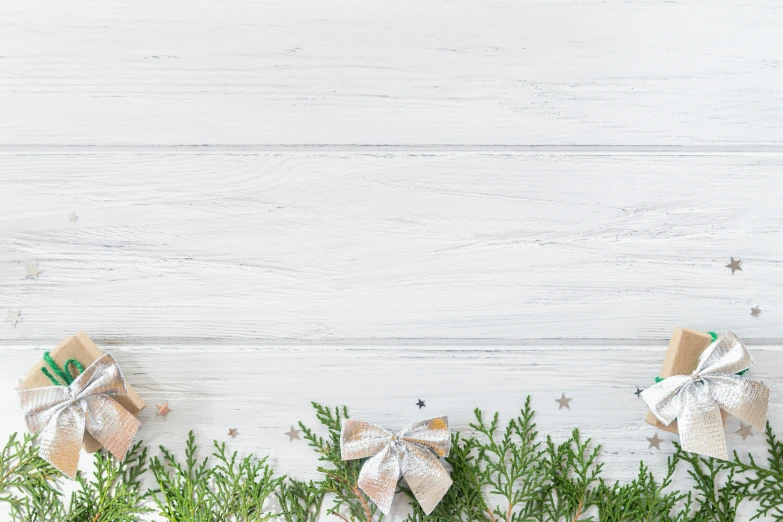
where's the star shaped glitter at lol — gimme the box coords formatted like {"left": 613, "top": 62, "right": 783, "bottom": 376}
{"left": 736, "top": 423, "right": 754, "bottom": 440}
{"left": 725, "top": 257, "right": 742, "bottom": 274}
{"left": 647, "top": 432, "right": 663, "bottom": 450}
{"left": 751, "top": 306, "right": 761, "bottom": 318}
{"left": 635, "top": 387, "right": 643, "bottom": 398}
{"left": 156, "top": 401, "right": 171, "bottom": 417}
{"left": 555, "top": 393, "right": 572, "bottom": 410}
{"left": 25, "top": 264, "right": 42, "bottom": 280}
{"left": 69, "top": 211, "right": 79, "bottom": 222}
{"left": 228, "top": 428, "right": 238, "bottom": 438}
{"left": 416, "top": 399, "right": 426, "bottom": 409}
{"left": 5, "top": 310, "right": 22, "bottom": 328}
{"left": 285, "top": 425, "right": 301, "bottom": 442}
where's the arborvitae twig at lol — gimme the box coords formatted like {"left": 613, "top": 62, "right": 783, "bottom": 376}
{"left": 150, "top": 430, "right": 283, "bottom": 521}
{"left": 0, "top": 432, "right": 63, "bottom": 521}
{"left": 276, "top": 479, "right": 326, "bottom": 522}
{"left": 545, "top": 428, "right": 602, "bottom": 521}
{"left": 597, "top": 456, "right": 688, "bottom": 521}
{"left": 64, "top": 440, "right": 152, "bottom": 521}
{"left": 299, "top": 402, "right": 382, "bottom": 521}
{"left": 674, "top": 442, "right": 742, "bottom": 522}
{"left": 729, "top": 422, "right": 783, "bottom": 521}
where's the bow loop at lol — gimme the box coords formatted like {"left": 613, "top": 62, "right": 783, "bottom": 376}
{"left": 641, "top": 332, "right": 770, "bottom": 460}
{"left": 17, "top": 354, "right": 140, "bottom": 479}
{"left": 697, "top": 331, "right": 754, "bottom": 378}
{"left": 341, "top": 420, "right": 393, "bottom": 460}
{"left": 399, "top": 417, "right": 451, "bottom": 457}
{"left": 341, "top": 417, "right": 452, "bottom": 515}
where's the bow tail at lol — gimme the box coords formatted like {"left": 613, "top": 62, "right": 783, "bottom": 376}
{"left": 709, "top": 375, "right": 770, "bottom": 430}
{"left": 357, "top": 444, "right": 401, "bottom": 515}
{"left": 83, "top": 396, "right": 140, "bottom": 461}
{"left": 678, "top": 387, "right": 728, "bottom": 460}
{"left": 39, "top": 405, "right": 86, "bottom": 479}
{"left": 399, "top": 442, "right": 453, "bottom": 515}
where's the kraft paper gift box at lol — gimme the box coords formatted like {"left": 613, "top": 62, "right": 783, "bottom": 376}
{"left": 645, "top": 327, "right": 729, "bottom": 434}
{"left": 19, "top": 331, "right": 146, "bottom": 453}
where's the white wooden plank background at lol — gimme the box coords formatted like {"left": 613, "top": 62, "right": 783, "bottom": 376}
{"left": 0, "top": 152, "right": 781, "bottom": 341}
{"left": 1, "top": 0, "right": 782, "bottom": 519}
{"left": 1, "top": 343, "right": 782, "bottom": 520}
{"left": 1, "top": 0, "right": 782, "bottom": 146}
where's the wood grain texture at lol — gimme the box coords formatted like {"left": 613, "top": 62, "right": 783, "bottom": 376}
{"left": 1, "top": 1, "right": 782, "bottom": 516}
{"left": 1, "top": 344, "right": 781, "bottom": 520}
{"left": 1, "top": 152, "right": 781, "bottom": 341}
{"left": 1, "top": 0, "right": 782, "bottom": 146}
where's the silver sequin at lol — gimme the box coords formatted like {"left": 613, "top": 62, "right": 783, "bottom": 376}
{"left": 641, "top": 331, "right": 770, "bottom": 460}
{"left": 17, "top": 354, "right": 140, "bottom": 478}
{"left": 341, "top": 417, "right": 452, "bottom": 515}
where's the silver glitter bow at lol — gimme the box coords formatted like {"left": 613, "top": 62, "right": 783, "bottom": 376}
{"left": 641, "top": 331, "right": 770, "bottom": 460}
{"left": 17, "top": 354, "right": 141, "bottom": 479}
{"left": 341, "top": 417, "right": 452, "bottom": 515}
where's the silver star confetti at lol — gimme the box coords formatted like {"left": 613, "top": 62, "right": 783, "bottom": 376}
{"left": 5, "top": 309, "right": 22, "bottom": 328}
{"left": 751, "top": 306, "right": 761, "bottom": 317}
{"left": 726, "top": 257, "right": 742, "bottom": 274}
{"left": 736, "top": 423, "right": 754, "bottom": 440}
{"left": 647, "top": 433, "right": 663, "bottom": 450}
{"left": 25, "top": 264, "right": 42, "bottom": 280}
{"left": 69, "top": 211, "right": 79, "bottom": 222}
{"left": 555, "top": 393, "right": 572, "bottom": 410}
{"left": 416, "top": 399, "right": 426, "bottom": 409}
{"left": 285, "top": 425, "right": 301, "bottom": 442}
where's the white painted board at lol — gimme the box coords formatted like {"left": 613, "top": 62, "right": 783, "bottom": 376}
{"left": 1, "top": 0, "right": 782, "bottom": 519}
{"left": 1, "top": 152, "right": 781, "bottom": 341}
{"left": 0, "top": 0, "right": 781, "bottom": 146}
{"left": 1, "top": 344, "right": 781, "bottom": 520}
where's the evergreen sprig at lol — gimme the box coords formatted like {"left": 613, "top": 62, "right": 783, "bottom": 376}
{"left": 276, "top": 479, "right": 325, "bottom": 522}
{"left": 0, "top": 432, "right": 63, "bottom": 522}
{"left": 597, "top": 457, "right": 688, "bottom": 522}
{"left": 298, "top": 402, "right": 381, "bottom": 522}
{"left": 729, "top": 422, "right": 783, "bottom": 520}
{"left": 150, "top": 430, "right": 283, "bottom": 521}
{"left": 1, "top": 400, "right": 781, "bottom": 521}
{"left": 65, "top": 440, "right": 152, "bottom": 521}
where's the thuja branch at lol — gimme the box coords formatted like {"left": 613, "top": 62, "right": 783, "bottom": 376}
{"left": 298, "top": 402, "right": 381, "bottom": 522}
{"left": 729, "top": 423, "right": 783, "bottom": 521}
{"left": 0, "top": 432, "right": 62, "bottom": 521}
{"left": 1, "top": 400, "right": 782, "bottom": 521}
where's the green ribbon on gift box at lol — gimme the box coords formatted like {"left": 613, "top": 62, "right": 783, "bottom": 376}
{"left": 40, "top": 351, "right": 84, "bottom": 386}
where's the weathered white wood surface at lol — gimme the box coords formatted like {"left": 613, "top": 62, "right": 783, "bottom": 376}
{"left": 0, "top": 152, "right": 781, "bottom": 341}
{"left": 1, "top": 0, "right": 782, "bottom": 519}
{"left": 1, "top": 0, "right": 782, "bottom": 146}
{"left": 1, "top": 344, "right": 782, "bottom": 517}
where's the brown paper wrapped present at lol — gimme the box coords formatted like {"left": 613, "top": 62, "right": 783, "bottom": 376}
{"left": 19, "top": 331, "right": 146, "bottom": 453}
{"left": 645, "top": 327, "right": 729, "bottom": 434}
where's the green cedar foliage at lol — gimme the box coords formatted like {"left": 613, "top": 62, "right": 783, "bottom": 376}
{"left": 729, "top": 423, "right": 783, "bottom": 521}
{"left": 0, "top": 400, "right": 781, "bottom": 521}
{"left": 150, "top": 431, "right": 284, "bottom": 521}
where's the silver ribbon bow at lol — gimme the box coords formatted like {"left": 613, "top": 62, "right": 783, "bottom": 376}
{"left": 641, "top": 331, "right": 770, "bottom": 460}
{"left": 341, "top": 417, "right": 452, "bottom": 515}
{"left": 17, "top": 354, "right": 141, "bottom": 479}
